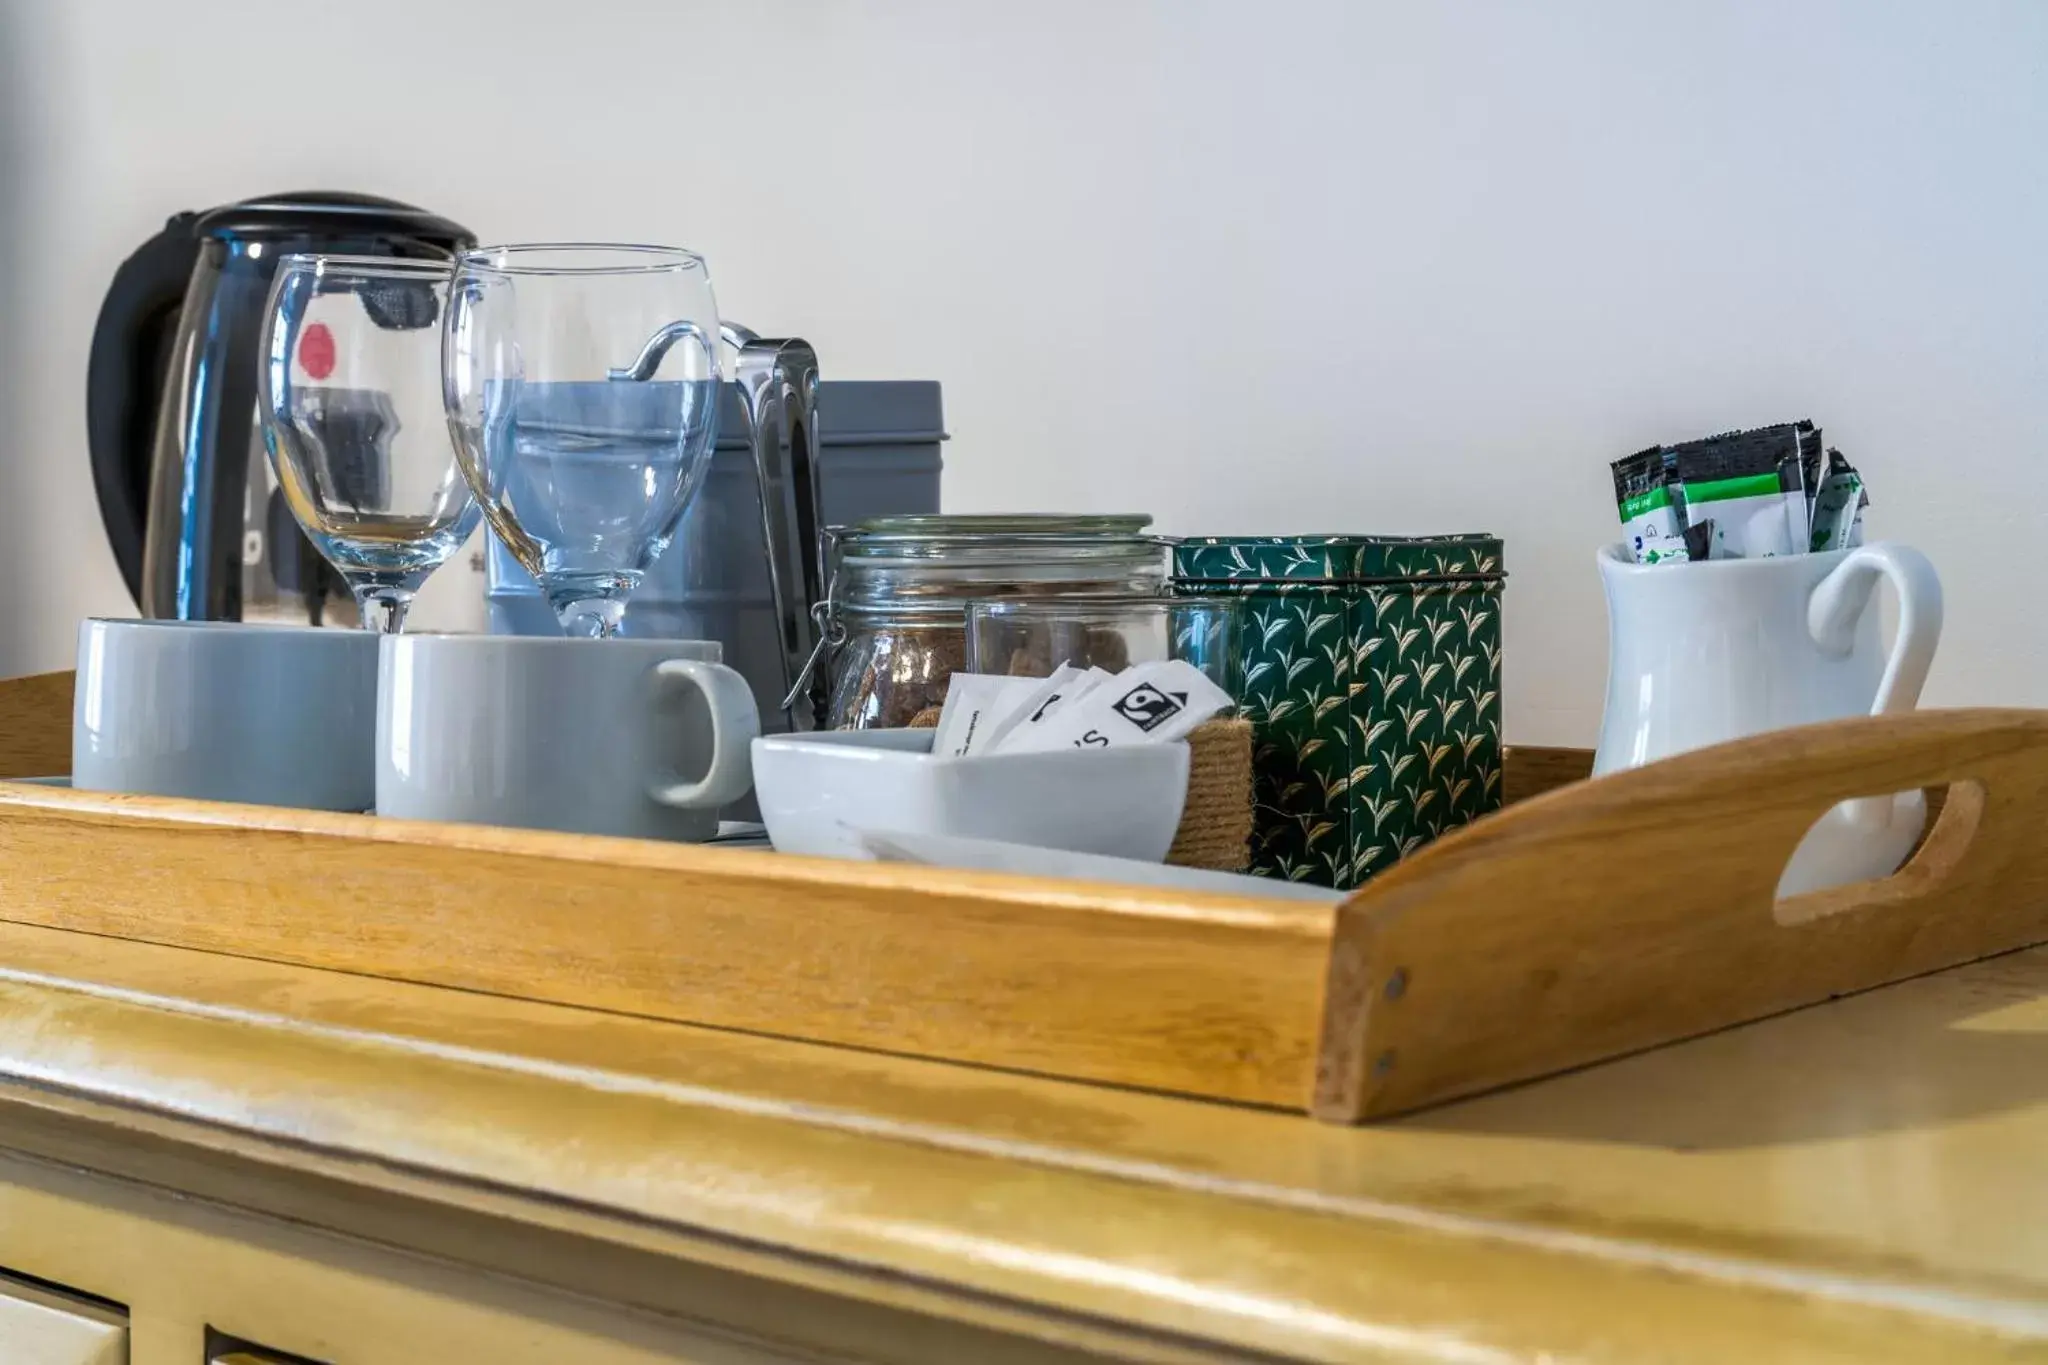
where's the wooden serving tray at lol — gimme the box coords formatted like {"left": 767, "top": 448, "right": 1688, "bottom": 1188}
{"left": 2, "top": 668, "right": 2043, "bottom": 1122}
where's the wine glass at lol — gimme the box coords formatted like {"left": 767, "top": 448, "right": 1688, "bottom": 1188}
{"left": 441, "top": 243, "right": 724, "bottom": 638}
{"left": 259, "top": 254, "right": 482, "bottom": 633}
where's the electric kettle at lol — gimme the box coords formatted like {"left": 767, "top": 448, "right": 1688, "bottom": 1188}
{"left": 87, "top": 191, "right": 473, "bottom": 624}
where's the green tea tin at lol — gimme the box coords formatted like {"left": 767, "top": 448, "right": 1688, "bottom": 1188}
{"left": 1172, "top": 534, "right": 1505, "bottom": 889}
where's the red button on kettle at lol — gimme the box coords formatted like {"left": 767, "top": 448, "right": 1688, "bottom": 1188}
{"left": 298, "top": 322, "right": 337, "bottom": 380}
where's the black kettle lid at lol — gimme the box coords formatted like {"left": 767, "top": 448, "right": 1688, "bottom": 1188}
{"left": 192, "top": 190, "right": 473, "bottom": 248}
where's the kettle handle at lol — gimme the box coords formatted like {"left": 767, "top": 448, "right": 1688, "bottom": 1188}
{"left": 86, "top": 213, "right": 202, "bottom": 609}
{"left": 730, "top": 336, "right": 825, "bottom": 729}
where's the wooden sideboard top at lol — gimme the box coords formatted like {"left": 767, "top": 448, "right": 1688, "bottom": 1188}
{"left": 0, "top": 917, "right": 2037, "bottom": 1363}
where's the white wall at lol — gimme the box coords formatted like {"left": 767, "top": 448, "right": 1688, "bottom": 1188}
{"left": 4, "top": 0, "right": 2043, "bottom": 743}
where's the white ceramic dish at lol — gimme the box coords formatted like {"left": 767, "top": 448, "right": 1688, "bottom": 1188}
{"left": 751, "top": 728, "right": 1190, "bottom": 863}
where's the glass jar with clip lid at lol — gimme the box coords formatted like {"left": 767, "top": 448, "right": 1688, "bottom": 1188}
{"left": 801, "top": 514, "right": 1166, "bottom": 729}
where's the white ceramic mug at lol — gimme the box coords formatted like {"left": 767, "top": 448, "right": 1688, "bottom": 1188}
{"left": 74, "top": 619, "right": 379, "bottom": 809}
{"left": 1593, "top": 541, "right": 1943, "bottom": 894}
{"left": 377, "top": 635, "right": 760, "bottom": 840}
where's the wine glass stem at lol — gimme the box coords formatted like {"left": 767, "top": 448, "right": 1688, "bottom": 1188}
{"left": 556, "top": 597, "right": 625, "bottom": 639}
{"left": 357, "top": 587, "right": 414, "bottom": 635}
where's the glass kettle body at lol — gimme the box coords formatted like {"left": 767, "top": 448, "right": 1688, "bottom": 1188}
{"left": 87, "top": 192, "right": 473, "bottom": 624}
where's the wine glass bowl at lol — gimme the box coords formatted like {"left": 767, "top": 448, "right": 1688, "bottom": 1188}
{"left": 442, "top": 244, "right": 725, "bottom": 638}
{"left": 259, "top": 254, "right": 482, "bottom": 633}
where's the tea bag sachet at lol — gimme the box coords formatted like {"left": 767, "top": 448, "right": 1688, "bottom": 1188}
{"left": 1611, "top": 446, "right": 1694, "bottom": 564}
{"left": 1808, "top": 448, "right": 1869, "bottom": 552}
{"left": 988, "top": 665, "right": 1114, "bottom": 752}
{"left": 1608, "top": 419, "right": 1868, "bottom": 564}
{"left": 1682, "top": 517, "right": 1716, "bottom": 562}
{"left": 1667, "top": 421, "right": 1819, "bottom": 559}
{"left": 930, "top": 674, "right": 1043, "bottom": 757}
{"left": 980, "top": 663, "right": 1102, "bottom": 752}
{"left": 994, "top": 660, "right": 1233, "bottom": 754}
{"left": 931, "top": 664, "right": 1118, "bottom": 756}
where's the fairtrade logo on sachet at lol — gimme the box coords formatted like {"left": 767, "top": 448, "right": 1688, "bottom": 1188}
{"left": 1111, "top": 683, "right": 1185, "bottom": 733}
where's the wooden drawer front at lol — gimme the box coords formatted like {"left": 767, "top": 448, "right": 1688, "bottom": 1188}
{"left": 0, "top": 1270, "right": 126, "bottom": 1365}
{"left": 208, "top": 1330, "right": 322, "bottom": 1365}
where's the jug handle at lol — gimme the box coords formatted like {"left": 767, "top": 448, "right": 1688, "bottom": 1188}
{"left": 1806, "top": 541, "right": 1944, "bottom": 827}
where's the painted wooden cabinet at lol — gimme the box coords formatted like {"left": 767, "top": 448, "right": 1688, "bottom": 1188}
{"left": 0, "top": 1272, "right": 125, "bottom": 1365}
{"left": 0, "top": 913, "right": 2038, "bottom": 1362}
{"left": 0, "top": 1153, "right": 825, "bottom": 1365}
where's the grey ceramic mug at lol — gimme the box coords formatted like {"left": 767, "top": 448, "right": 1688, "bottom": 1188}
{"left": 377, "top": 634, "right": 760, "bottom": 839}
{"left": 73, "top": 619, "right": 379, "bottom": 809}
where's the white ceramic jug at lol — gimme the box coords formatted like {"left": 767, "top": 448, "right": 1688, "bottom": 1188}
{"left": 1593, "top": 542, "right": 1943, "bottom": 895}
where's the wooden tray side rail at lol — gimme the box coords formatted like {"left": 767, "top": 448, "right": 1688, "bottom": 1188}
{"left": 0, "top": 675, "right": 1336, "bottom": 1108}
{"left": 1315, "top": 707, "right": 2048, "bottom": 1120}
{"left": 6, "top": 669, "right": 2048, "bottom": 1122}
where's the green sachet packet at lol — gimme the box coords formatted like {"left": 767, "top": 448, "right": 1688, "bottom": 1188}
{"left": 1669, "top": 421, "right": 1819, "bottom": 559}
{"left": 1790, "top": 423, "right": 1826, "bottom": 548}
{"left": 1610, "top": 446, "right": 1692, "bottom": 564}
{"left": 1808, "top": 448, "right": 1868, "bottom": 551}
{"left": 1682, "top": 517, "right": 1716, "bottom": 561}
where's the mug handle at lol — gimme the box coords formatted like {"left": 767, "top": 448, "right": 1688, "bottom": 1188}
{"left": 1806, "top": 541, "right": 1944, "bottom": 828}
{"left": 647, "top": 659, "right": 762, "bottom": 810}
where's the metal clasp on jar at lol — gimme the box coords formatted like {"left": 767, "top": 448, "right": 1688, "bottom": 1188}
{"left": 780, "top": 526, "right": 850, "bottom": 716}
{"left": 781, "top": 600, "right": 843, "bottom": 714}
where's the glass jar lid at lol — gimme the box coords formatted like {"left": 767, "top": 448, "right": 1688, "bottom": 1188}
{"left": 827, "top": 513, "right": 1165, "bottom": 619}
{"left": 838, "top": 513, "right": 1155, "bottom": 559}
